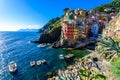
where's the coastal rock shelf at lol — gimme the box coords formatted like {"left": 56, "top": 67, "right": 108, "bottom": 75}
{"left": 48, "top": 53, "right": 114, "bottom": 80}
{"left": 75, "top": 38, "right": 97, "bottom": 49}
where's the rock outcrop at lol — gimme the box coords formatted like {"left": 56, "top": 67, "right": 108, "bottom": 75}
{"left": 38, "top": 27, "right": 61, "bottom": 43}
{"left": 103, "top": 12, "right": 120, "bottom": 37}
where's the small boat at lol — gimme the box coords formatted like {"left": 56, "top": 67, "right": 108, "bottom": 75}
{"left": 66, "top": 48, "right": 73, "bottom": 50}
{"left": 59, "top": 54, "right": 64, "bottom": 59}
{"left": 8, "top": 61, "right": 17, "bottom": 73}
{"left": 65, "top": 54, "right": 74, "bottom": 59}
{"left": 30, "top": 61, "right": 35, "bottom": 67}
{"left": 41, "top": 59, "right": 46, "bottom": 64}
{"left": 36, "top": 60, "right": 41, "bottom": 66}
{"left": 37, "top": 44, "right": 46, "bottom": 48}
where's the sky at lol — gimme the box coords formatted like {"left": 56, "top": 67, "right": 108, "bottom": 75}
{"left": 0, "top": 0, "right": 112, "bottom": 31}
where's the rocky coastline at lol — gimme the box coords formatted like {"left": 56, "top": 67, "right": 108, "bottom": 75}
{"left": 48, "top": 52, "right": 115, "bottom": 80}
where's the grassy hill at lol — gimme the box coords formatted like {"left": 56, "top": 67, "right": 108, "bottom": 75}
{"left": 39, "top": 17, "right": 61, "bottom": 33}
{"left": 94, "top": 0, "right": 120, "bottom": 11}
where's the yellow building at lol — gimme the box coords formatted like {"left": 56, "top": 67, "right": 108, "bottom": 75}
{"left": 74, "top": 28, "right": 78, "bottom": 39}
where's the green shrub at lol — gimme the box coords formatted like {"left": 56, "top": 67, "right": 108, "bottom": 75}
{"left": 111, "top": 58, "right": 120, "bottom": 80}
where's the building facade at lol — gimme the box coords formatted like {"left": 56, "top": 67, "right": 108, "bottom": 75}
{"left": 62, "top": 21, "right": 78, "bottom": 39}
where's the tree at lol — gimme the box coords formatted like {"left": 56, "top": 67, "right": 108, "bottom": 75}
{"left": 63, "top": 8, "right": 70, "bottom": 13}
{"left": 96, "top": 37, "right": 120, "bottom": 62}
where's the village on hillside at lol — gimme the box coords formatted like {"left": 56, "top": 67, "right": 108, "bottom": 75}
{"left": 58, "top": 8, "right": 119, "bottom": 48}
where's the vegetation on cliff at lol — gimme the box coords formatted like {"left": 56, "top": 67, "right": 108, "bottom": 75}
{"left": 38, "top": 17, "right": 62, "bottom": 43}
{"left": 39, "top": 17, "right": 61, "bottom": 33}
{"left": 96, "top": 37, "right": 120, "bottom": 62}
{"left": 94, "top": 9, "right": 120, "bottom": 79}
{"left": 39, "top": 27, "right": 61, "bottom": 43}
{"left": 111, "top": 58, "right": 120, "bottom": 80}
{"left": 94, "top": 0, "right": 120, "bottom": 11}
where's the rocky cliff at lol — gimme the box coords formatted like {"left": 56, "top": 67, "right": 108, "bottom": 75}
{"left": 38, "top": 26, "right": 61, "bottom": 43}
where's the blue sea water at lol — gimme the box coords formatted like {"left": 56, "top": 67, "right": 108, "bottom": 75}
{"left": 0, "top": 32, "right": 89, "bottom": 80}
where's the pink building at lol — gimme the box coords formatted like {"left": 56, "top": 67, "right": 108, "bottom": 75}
{"left": 63, "top": 23, "right": 75, "bottom": 39}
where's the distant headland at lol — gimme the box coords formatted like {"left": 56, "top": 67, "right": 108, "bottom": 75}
{"left": 18, "top": 29, "right": 38, "bottom": 32}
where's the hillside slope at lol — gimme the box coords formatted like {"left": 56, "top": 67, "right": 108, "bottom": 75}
{"left": 94, "top": 0, "right": 120, "bottom": 11}
{"left": 39, "top": 17, "right": 61, "bottom": 33}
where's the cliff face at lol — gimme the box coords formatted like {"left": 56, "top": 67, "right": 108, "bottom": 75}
{"left": 38, "top": 17, "right": 62, "bottom": 44}
{"left": 38, "top": 27, "right": 61, "bottom": 43}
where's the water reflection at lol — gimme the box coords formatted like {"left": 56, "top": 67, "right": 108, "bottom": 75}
{"left": 0, "top": 34, "right": 8, "bottom": 79}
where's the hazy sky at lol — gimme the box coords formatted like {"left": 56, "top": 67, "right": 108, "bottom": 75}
{"left": 0, "top": 0, "right": 112, "bottom": 31}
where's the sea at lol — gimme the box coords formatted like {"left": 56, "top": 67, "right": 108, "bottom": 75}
{"left": 0, "top": 31, "right": 89, "bottom": 80}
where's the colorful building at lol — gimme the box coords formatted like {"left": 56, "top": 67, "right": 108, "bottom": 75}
{"left": 61, "top": 8, "right": 86, "bottom": 44}
{"left": 74, "top": 28, "right": 78, "bottom": 39}
{"left": 62, "top": 21, "right": 78, "bottom": 39}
